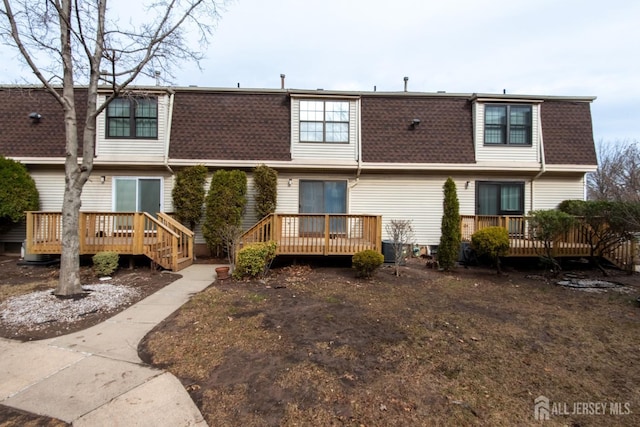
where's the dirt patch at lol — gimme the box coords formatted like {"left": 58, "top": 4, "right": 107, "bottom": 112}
{"left": 141, "top": 259, "right": 640, "bottom": 426}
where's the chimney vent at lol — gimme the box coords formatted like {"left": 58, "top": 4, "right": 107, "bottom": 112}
{"left": 280, "top": 74, "right": 286, "bottom": 89}
{"left": 403, "top": 76, "right": 409, "bottom": 92}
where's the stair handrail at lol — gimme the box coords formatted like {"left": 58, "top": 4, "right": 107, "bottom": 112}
{"left": 157, "top": 212, "right": 195, "bottom": 237}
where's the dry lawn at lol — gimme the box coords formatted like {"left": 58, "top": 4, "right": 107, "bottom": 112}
{"left": 140, "top": 260, "right": 640, "bottom": 426}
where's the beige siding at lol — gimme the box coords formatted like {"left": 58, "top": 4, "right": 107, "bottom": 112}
{"left": 275, "top": 173, "right": 303, "bottom": 213}
{"left": 474, "top": 102, "right": 541, "bottom": 164}
{"left": 531, "top": 175, "right": 586, "bottom": 211}
{"left": 95, "top": 94, "right": 169, "bottom": 162}
{"left": 30, "top": 171, "right": 65, "bottom": 211}
{"left": 350, "top": 175, "right": 476, "bottom": 246}
{"left": 290, "top": 98, "right": 359, "bottom": 161}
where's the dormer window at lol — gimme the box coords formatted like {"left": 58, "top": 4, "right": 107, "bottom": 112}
{"left": 484, "top": 104, "right": 532, "bottom": 145}
{"left": 106, "top": 97, "right": 158, "bottom": 139}
{"left": 300, "top": 100, "right": 349, "bottom": 143}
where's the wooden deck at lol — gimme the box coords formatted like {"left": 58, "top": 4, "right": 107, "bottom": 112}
{"left": 26, "top": 212, "right": 194, "bottom": 271}
{"left": 241, "top": 214, "right": 382, "bottom": 255}
{"left": 25, "top": 211, "right": 636, "bottom": 272}
{"left": 460, "top": 215, "right": 637, "bottom": 270}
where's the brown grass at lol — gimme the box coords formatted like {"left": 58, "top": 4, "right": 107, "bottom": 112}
{"left": 141, "top": 262, "right": 640, "bottom": 426}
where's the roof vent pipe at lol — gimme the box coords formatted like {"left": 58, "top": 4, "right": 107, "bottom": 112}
{"left": 403, "top": 76, "right": 409, "bottom": 92}
{"left": 280, "top": 74, "right": 286, "bottom": 89}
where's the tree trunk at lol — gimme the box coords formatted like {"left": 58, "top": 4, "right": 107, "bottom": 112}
{"left": 56, "top": 177, "right": 84, "bottom": 296}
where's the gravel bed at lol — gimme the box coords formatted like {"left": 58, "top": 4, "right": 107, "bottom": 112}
{"left": 0, "top": 283, "right": 140, "bottom": 331}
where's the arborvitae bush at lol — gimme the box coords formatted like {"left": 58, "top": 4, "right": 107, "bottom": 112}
{"left": 438, "top": 177, "right": 461, "bottom": 271}
{"left": 253, "top": 164, "right": 278, "bottom": 219}
{"left": 471, "top": 226, "right": 509, "bottom": 274}
{"left": 92, "top": 251, "right": 119, "bottom": 277}
{"left": 0, "top": 156, "right": 39, "bottom": 231}
{"left": 233, "top": 241, "right": 277, "bottom": 279}
{"left": 352, "top": 249, "right": 384, "bottom": 278}
{"left": 172, "top": 165, "right": 208, "bottom": 231}
{"left": 202, "top": 170, "right": 247, "bottom": 254}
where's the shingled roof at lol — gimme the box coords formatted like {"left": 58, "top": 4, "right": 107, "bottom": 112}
{"left": 168, "top": 90, "right": 291, "bottom": 161}
{"left": 541, "top": 100, "right": 597, "bottom": 165}
{"left": 1, "top": 86, "right": 596, "bottom": 168}
{"left": 0, "top": 87, "right": 87, "bottom": 158}
{"left": 361, "top": 95, "right": 475, "bottom": 163}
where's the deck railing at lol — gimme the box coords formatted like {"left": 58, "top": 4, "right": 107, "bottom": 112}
{"left": 25, "top": 211, "right": 194, "bottom": 271}
{"left": 241, "top": 214, "right": 382, "bottom": 255}
{"left": 460, "top": 214, "right": 637, "bottom": 270}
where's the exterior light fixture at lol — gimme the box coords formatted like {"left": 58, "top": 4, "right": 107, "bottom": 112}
{"left": 29, "top": 112, "right": 42, "bottom": 123}
{"left": 100, "top": 176, "right": 106, "bottom": 184}
{"left": 288, "top": 178, "right": 293, "bottom": 187}
{"left": 410, "top": 118, "right": 420, "bottom": 129}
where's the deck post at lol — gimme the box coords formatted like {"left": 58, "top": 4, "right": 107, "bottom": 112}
{"left": 133, "top": 213, "right": 144, "bottom": 253}
{"left": 376, "top": 215, "right": 382, "bottom": 252}
{"left": 324, "top": 214, "right": 330, "bottom": 255}
{"left": 25, "top": 211, "right": 33, "bottom": 255}
{"left": 79, "top": 213, "right": 87, "bottom": 254}
{"left": 272, "top": 214, "right": 279, "bottom": 243}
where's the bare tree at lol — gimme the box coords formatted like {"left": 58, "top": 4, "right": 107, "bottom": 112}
{"left": 588, "top": 140, "right": 640, "bottom": 202}
{"left": 588, "top": 140, "right": 640, "bottom": 232}
{"left": 0, "top": 0, "right": 224, "bottom": 296}
{"left": 385, "top": 219, "right": 414, "bottom": 277}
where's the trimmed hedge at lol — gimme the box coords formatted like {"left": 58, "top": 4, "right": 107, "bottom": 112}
{"left": 92, "top": 251, "right": 119, "bottom": 277}
{"left": 352, "top": 249, "right": 384, "bottom": 278}
{"left": 233, "top": 241, "right": 277, "bottom": 279}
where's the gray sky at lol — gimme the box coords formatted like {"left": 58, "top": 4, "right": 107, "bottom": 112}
{"left": 1, "top": 0, "right": 637, "bottom": 145}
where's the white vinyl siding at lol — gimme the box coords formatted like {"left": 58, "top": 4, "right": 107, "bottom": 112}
{"left": 291, "top": 98, "right": 359, "bottom": 161}
{"left": 29, "top": 171, "right": 65, "bottom": 211}
{"left": 531, "top": 176, "right": 586, "bottom": 211}
{"left": 350, "top": 175, "right": 476, "bottom": 246}
{"left": 95, "top": 94, "right": 169, "bottom": 162}
{"left": 474, "top": 102, "right": 541, "bottom": 164}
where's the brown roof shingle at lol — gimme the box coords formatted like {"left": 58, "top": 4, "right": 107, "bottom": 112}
{"left": 541, "top": 100, "right": 597, "bottom": 165}
{"left": 169, "top": 91, "right": 291, "bottom": 161}
{"left": 0, "top": 87, "right": 87, "bottom": 158}
{"left": 361, "top": 95, "right": 475, "bottom": 163}
{"left": 2, "top": 86, "right": 596, "bottom": 168}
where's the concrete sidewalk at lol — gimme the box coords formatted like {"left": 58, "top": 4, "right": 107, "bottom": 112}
{"left": 0, "top": 263, "right": 221, "bottom": 426}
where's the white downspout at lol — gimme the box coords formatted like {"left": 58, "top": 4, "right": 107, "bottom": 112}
{"left": 164, "top": 89, "right": 175, "bottom": 174}
{"left": 530, "top": 103, "right": 545, "bottom": 212}
{"left": 350, "top": 98, "right": 362, "bottom": 189}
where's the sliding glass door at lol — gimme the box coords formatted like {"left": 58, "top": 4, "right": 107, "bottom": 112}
{"left": 299, "top": 180, "right": 347, "bottom": 236}
{"left": 115, "top": 178, "right": 161, "bottom": 214}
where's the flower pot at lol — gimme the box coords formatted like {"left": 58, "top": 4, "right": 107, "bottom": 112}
{"left": 215, "top": 266, "right": 230, "bottom": 280}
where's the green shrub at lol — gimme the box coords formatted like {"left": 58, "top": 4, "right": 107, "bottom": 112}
{"left": 0, "top": 156, "right": 39, "bottom": 231}
{"left": 172, "top": 165, "right": 208, "bottom": 231}
{"left": 92, "top": 251, "right": 119, "bottom": 277}
{"left": 202, "top": 169, "right": 247, "bottom": 255}
{"left": 253, "top": 164, "right": 278, "bottom": 219}
{"left": 233, "top": 241, "right": 277, "bottom": 279}
{"left": 438, "top": 177, "right": 461, "bottom": 271}
{"left": 528, "top": 209, "right": 575, "bottom": 273}
{"left": 352, "top": 249, "right": 384, "bottom": 278}
{"left": 471, "top": 226, "right": 509, "bottom": 274}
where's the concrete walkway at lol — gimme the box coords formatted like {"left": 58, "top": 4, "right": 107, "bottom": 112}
{"left": 0, "top": 263, "right": 221, "bottom": 426}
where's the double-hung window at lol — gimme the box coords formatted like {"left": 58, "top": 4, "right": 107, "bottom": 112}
{"left": 107, "top": 97, "right": 158, "bottom": 139}
{"left": 484, "top": 104, "right": 532, "bottom": 145}
{"left": 300, "top": 100, "right": 349, "bottom": 143}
